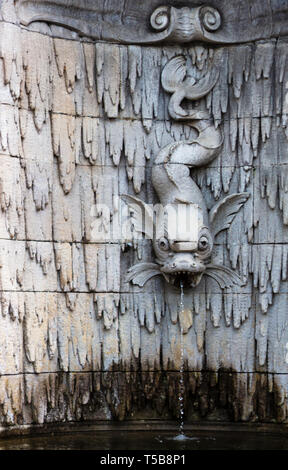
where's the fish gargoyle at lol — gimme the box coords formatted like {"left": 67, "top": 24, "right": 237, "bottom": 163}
{"left": 122, "top": 55, "right": 250, "bottom": 290}
{"left": 122, "top": 190, "right": 249, "bottom": 290}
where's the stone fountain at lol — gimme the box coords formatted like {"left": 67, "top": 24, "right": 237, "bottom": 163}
{"left": 0, "top": 0, "right": 287, "bottom": 432}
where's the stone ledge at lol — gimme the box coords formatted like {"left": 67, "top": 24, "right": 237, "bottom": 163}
{"left": 1, "top": 418, "right": 288, "bottom": 438}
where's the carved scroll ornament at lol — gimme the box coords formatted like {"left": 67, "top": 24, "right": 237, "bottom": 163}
{"left": 16, "top": 0, "right": 288, "bottom": 45}
{"left": 17, "top": 1, "right": 222, "bottom": 44}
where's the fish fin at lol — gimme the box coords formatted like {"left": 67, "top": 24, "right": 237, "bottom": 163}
{"left": 209, "top": 193, "right": 250, "bottom": 238}
{"left": 205, "top": 264, "right": 244, "bottom": 289}
{"left": 161, "top": 56, "right": 187, "bottom": 93}
{"left": 126, "top": 263, "right": 161, "bottom": 287}
{"left": 185, "top": 67, "right": 219, "bottom": 100}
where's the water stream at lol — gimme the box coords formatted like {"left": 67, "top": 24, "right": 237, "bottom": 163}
{"left": 179, "top": 280, "right": 185, "bottom": 436}
{"left": 171, "top": 281, "right": 188, "bottom": 441}
{"left": 170, "top": 281, "right": 199, "bottom": 442}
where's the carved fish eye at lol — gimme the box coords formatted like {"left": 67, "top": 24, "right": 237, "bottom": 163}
{"left": 197, "top": 227, "right": 213, "bottom": 257}
{"left": 158, "top": 237, "right": 170, "bottom": 251}
{"left": 198, "top": 235, "right": 210, "bottom": 252}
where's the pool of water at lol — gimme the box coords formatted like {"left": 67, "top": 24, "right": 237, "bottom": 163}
{"left": 0, "top": 429, "right": 287, "bottom": 450}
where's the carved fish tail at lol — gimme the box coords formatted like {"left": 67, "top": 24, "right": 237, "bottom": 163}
{"left": 151, "top": 120, "right": 222, "bottom": 206}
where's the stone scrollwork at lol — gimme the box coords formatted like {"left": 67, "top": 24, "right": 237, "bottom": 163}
{"left": 16, "top": 0, "right": 288, "bottom": 44}
{"left": 199, "top": 6, "right": 222, "bottom": 32}
{"left": 149, "top": 6, "right": 171, "bottom": 32}
{"left": 150, "top": 5, "right": 222, "bottom": 43}
{"left": 17, "top": 1, "right": 222, "bottom": 44}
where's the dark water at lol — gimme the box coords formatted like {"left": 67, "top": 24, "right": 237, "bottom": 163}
{"left": 0, "top": 429, "right": 288, "bottom": 450}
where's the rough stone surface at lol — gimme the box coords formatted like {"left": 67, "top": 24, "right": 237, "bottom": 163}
{"left": 0, "top": 1, "right": 287, "bottom": 429}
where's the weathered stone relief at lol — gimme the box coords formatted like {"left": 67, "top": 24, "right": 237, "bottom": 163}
{"left": 124, "top": 55, "right": 249, "bottom": 298}
{"left": 0, "top": 1, "right": 287, "bottom": 427}
{"left": 15, "top": 0, "right": 288, "bottom": 44}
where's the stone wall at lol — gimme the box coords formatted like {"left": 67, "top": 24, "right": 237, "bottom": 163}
{"left": 0, "top": 0, "right": 288, "bottom": 429}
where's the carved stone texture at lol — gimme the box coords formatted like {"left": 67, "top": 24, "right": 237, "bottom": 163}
{"left": 16, "top": 0, "right": 288, "bottom": 44}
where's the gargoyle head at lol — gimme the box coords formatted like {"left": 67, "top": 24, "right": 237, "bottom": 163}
{"left": 152, "top": 203, "right": 211, "bottom": 288}
{"left": 122, "top": 193, "right": 249, "bottom": 290}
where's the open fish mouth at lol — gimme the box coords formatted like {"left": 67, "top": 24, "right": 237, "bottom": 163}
{"left": 162, "top": 271, "right": 204, "bottom": 288}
